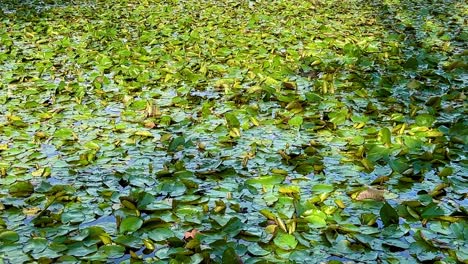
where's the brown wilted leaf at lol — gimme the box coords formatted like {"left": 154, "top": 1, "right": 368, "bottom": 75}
{"left": 144, "top": 120, "right": 156, "bottom": 129}
{"left": 282, "top": 81, "right": 297, "bottom": 90}
{"left": 23, "top": 207, "right": 41, "bottom": 216}
{"left": 184, "top": 229, "right": 200, "bottom": 240}
{"left": 355, "top": 188, "right": 386, "bottom": 201}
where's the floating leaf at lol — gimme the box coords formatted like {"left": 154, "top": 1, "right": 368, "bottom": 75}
{"left": 278, "top": 185, "right": 300, "bottom": 195}
{"left": 84, "top": 141, "right": 100, "bottom": 151}
{"left": 54, "top": 128, "right": 75, "bottom": 140}
{"left": 247, "top": 243, "right": 269, "bottom": 256}
{"left": 98, "top": 245, "right": 125, "bottom": 259}
{"left": 355, "top": 188, "right": 385, "bottom": 201}
{"left": 361, "top": 158, "right": 375, "bottom": 172}
{"left": 379, "top": 127, "right": 392, "bottom": 146}
{"left": 311, "top": 184, "right": 334, "bottom": 193}
{"left": 134, "top": 130, "right": 153, "bottom": 137}
{"left": 283, "top": 81, "right": 296, "bottom": 90}
{"left": 415, "top": 114, "right": 436, "bottom": 127}
{"left": 119, "top": 217, "right": 143, "bottom": 234}
{"left": 168, "top": 136, "right": 185, "bottom": 152}
{"left": 421, "top": 203, "right": 445, "bottom": 219}
{"left": 246, "top": 175, "right": 285, "bottom": 186}
{"left": 148, "top": 228, "right": 175, "bottom": 242}
{"left": 304, "top": 215, "right": 327, "bottom": 228}
{"left": 288, "top": 115, "right": 303, "bottom": 129}
{"left": 303, "top": 208, "right": 327, "bottom": 228}
{"left": 380, "top": 202, "right": 399, "bottom": 227}
{"left": 273, "top": 231, "right": 298, "bottom": 250}
{"left": 0, "top": 230, "right": 19, "bottom": 243}
{"left": 403, "top": 56, "right": 419, "bottom": 69}
{"left": 9, "top": 181, "right": 34, "bottom": 197}
{"left": 225, "top": 112, "right": 240, "bottom": 128}
{"left": 222, "top": 247, "right": 243, "bottom": 264}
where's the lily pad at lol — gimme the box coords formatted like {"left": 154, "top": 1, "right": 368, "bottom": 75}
{"left": 273, "top": 231, "right": 298, "bottom": 250}
{"left": 9, "top": 181, "right": 34, "bottom": 197}
{"left": 119, "top": 216, "right": 143, "bottom": 234}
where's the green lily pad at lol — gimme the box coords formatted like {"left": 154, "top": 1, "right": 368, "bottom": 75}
{"left": 247, "top": 243, "right": 270, "bottom": 256}
{"left": 98, "top": 245, "right": 125, "bottom": 259}
{"left": 119, "top": 216, "right": 143, "bottom": 234}
{"left": 168, "top": 136, "right": 186, "bottom": 152}
{"left": 415, "top": 114, "right": 436, "bottom": 127}
{"left": 9, "top": 181, "right": 34, "bottom": 197}
{"left": 222, "top": 247, "right": 241, "bottom": 264}
{"left": 54, "top": 128, "right": 75, "bottom": 140}
{"left": 288, "top": 115, "right": 303, "bottom": 129}
{"left": 0, "top": 230, "right": 19, "bottom": 243}
{"left": 380, "top": 202, "right": 399, "bottom": 227}
{"left": 273, "top": 231, "right": 298, "bottom": 250}
{"left": 225, "top": 112, "right": 240, "bottom": 128}
{"left": 246, "top": 175, "right": 285, "bottom": 186}
{"left": 311, "top": 184, "right": 334, "bottom": 193}
{"left": 421, "top": 203, "right": 445, "bottom": 219}
{"left": 148, "top": 228, "right": 175, "bottom": 242}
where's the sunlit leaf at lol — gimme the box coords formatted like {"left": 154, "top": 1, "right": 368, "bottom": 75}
{"left": 273, "top": 231, "right": 298, "bottom": 250}
{"left": 225, "top": 112, "right": 240, "bottom": 128}
{"left": 288, "top": 116, "right": 303, "bottom": 129}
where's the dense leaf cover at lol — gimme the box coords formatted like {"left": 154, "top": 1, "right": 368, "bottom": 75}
{"left": 0, "top": 0, "right": 467, "bottom": 263}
